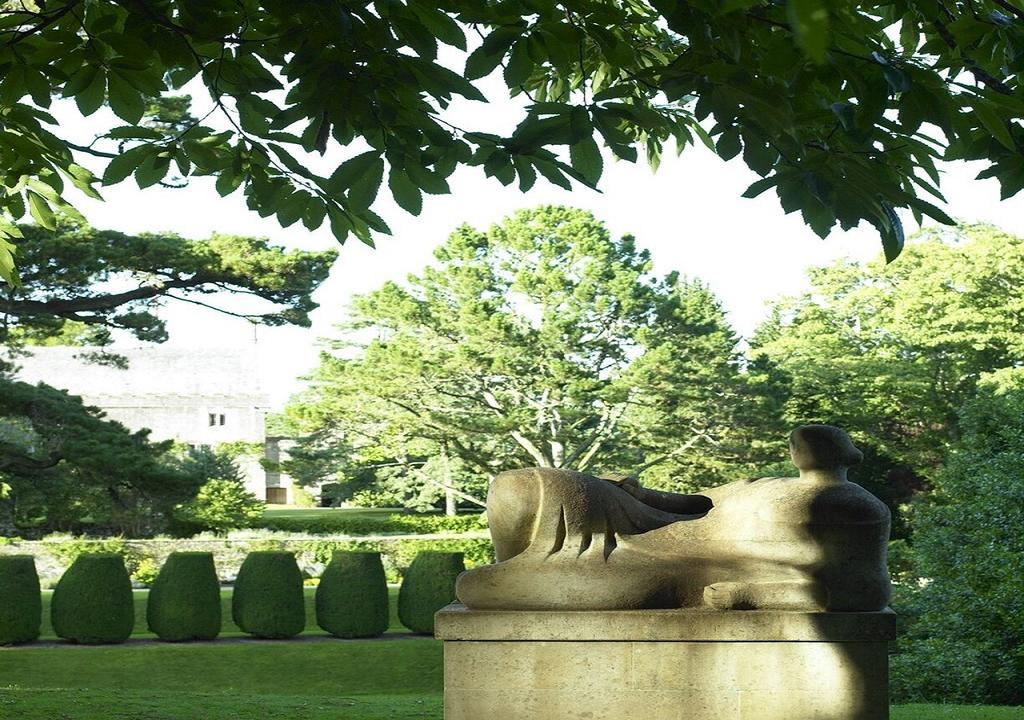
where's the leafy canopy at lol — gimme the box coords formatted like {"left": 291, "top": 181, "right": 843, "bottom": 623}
{"left": 0, "top": 220, "right": 336, "bottom": 350}
{"left": 3, "top": 0, "right": 1023, "bottom": 283}
{"left": 752, "top": 223, "right": 1024, "bottom": 478}
{"left": 284, "top": 206, "right": 773, "bottom": 503}
{"left": 892, "top": 367, "right": 1024, "bottom": 705}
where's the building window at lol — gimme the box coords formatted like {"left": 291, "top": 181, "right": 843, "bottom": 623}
{"left": 219, "top": 414, "right": 226, "bottom": 426}
{"left": 208, "top": 413, "right": 216, "bottom": 426}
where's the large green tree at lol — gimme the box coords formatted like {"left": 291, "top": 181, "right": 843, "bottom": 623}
{"left": 892, "top": 367, "right": 1024, "bottom": 705}
{"left": 284, "top": 206, "right": 768, "bottom": 507}
{"left": 752, "top": 223, "right": 1024, "bottom": 482}
{"left": 0, "top": 378, "right": 200, "bottom": 535}
{"left": 4, "top": 0, "right": 1023, "bottom": 284}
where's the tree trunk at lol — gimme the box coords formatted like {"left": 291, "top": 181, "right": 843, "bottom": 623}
{"left": 445, "top": 487, "right": 458, "bottom": 517}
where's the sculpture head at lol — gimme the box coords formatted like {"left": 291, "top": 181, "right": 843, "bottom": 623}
{"left": 789, "top": 425, "right": 863, "bottom": 481}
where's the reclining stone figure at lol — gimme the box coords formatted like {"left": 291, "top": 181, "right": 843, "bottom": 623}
{"left": 456, "top": 425, "right": 891, "bottom": 612}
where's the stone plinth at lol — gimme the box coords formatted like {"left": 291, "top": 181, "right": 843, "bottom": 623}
{"left": 435, "top": 604, "right": 896, "bottom": 720}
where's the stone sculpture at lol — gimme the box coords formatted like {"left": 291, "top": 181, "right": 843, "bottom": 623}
{"left": 456, "top": 424, "right": 891, "bottom": 612}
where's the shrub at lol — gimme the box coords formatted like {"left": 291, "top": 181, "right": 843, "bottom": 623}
{"left": 51, "top": 553, "right": 134, "bottom": 644}
{"left": 0, "top": 555, "right": 41, "bottom": 645}
{"left": 254, "top": 512, "right": 487, "bottom": 536}
{"left": 891, "top": 367, "right": 1024, "bottom": 705}
{"left": 174, "top": 479, "right": 265, "bottom": 534}
{"left": 398, "top": 551, "right": 465, "bottom": 634}
{"left": 132, "top": 557, "right": 160, "bottom": 586}
{"left": 232, "top": 551, "right": 305, "bottom": 639}
{"left": 316, "top": 552, "right": 388, "bottom": 638}
{"left": 147, "top": 552, "right": 221, "bottom": 642}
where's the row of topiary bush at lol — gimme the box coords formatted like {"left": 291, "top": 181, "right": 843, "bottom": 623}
{"left": 0, "top": 550, "right": 465, "bottom": 645}
{"left": 0, "top": 533, "right": 493, "bottom": 589}
{"left": 253, "top": 512, "right": 487, "bottom": 536}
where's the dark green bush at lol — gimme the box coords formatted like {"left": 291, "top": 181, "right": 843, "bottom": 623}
{"left": 316, "top": 551, "right": 388, "bottom": 638}
{"left": 397, "top": 551, "right": 465, "bottom": 634}
{"left": 146, "top": 552, "right": 221, "bottom": 642}
{"left": 891, "top": 367, "right": 1024, "bottom": 705}
{"left": 254, "top": 512, "right": 487, "bottom": 536}
{"left": 232, "top": 551, "right": 304, "bottom": 639}
{"left": 0, "top": 555, "right": 41, "bottom": 645}
{"left": 51, "top": 553, "right": 133, "bottom": 644}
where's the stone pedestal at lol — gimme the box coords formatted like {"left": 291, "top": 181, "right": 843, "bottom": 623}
{"left": 435, "top": 604, "right": 896, "bottom": 720}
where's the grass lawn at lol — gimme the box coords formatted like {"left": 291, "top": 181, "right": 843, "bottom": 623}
{"left": 0, "top": 636, "right": 1021, "bottom": 719}
{"left": 4, "top": 588, "right": 1022, "bottom": 719}
{"left": 260, "top": 507, "right": 419, "bottom": 521}
{"left": 38, "top": 586, "right": 409, "bottom": 640}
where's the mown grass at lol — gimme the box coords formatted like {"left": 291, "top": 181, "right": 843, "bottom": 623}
{"left": 0, "top": 638, "right": 1021, "bottom": 720}
{"left": 37, "top": 586, "right": 408, "bottom": 640}
{"left": 260, "top": 507, "right": 414, "bottom": 521}
{"left": 5, "top": 584, "right": 1022, "bottom": 720}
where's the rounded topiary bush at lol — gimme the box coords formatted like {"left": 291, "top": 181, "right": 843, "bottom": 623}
{"left": 0, "top": 555, "right": 42, "bottom": 645}
{"left": 51, "top": 553, "right": 133, "bottom": 644}
{"left": 316, "top": 551, "right": 389, "bottom": 638}
{"left": 398, "top": 551, "right": 465, "bottom": 634}
{"left": 147, "top": 552, "right": 221, "bottom": 642}
{"left": 231, "top": 551, "right": 304, "bottom": 639}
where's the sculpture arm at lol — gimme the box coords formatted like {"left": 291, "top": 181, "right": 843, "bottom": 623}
{"left": 618, "top": 483, "right": 712, "bottom": 516}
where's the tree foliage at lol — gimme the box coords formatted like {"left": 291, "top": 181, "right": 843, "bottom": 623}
{"left": 892, "top": 367, "right": 1024, "bottom": 705}
{"left": 0, "top": 220, "right": 336, "bottom": 351}
{"left": 752, "top": 223, "right": 1024, "bottom": 482}
{"left": 5, "top": 0, "right": 1024, "bottom": 283}
{"left": 285, "top": 206, "right": 772, "bottom": 503}
{"left": 170, "top": 447, "right": 264, "bottom": 534}
{"left": 0, "top": 377, "right": 202, "bottom": 535}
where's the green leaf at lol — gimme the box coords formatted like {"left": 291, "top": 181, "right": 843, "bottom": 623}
{"left": 830, "top": 102, "right": 855, "bottom": 131}
{"left": 406, "top": 163, "right": 450, "bottom": 195}
{"left": 327, "top": 205, "right": 352, "bottom": 243}
{"left": 349, "top": 158, "right": 385, "bottom": 210}
{"left": 464, "top": 27, "right": 520, "bottom": 80}
{"left": 102, "top": 145, "right": 158, "bottom": 185}
{"left": 409, "top": 5, "right": 465, "bottom": 50}
{"left": 504, "top": 40, "right": 532, "bottom": 88}
{"left": 973, "top": 103, "right": 1015, "bottom": 152}
{"left": 907, "top": 197, "right": 955, "bottom": 226}
{"left": 0, "top": 236, "right": 18, "bottom": 285}
{"left": 215, "top": 169, "right": 242, "bottom": 196}
{"left": 302, "top": 199, "right": 328, "bottom": 231}
{"left": 742, "top": 176, "right": 778, "bottom": 198}
{"left": 107, "top": 72, "right": 145, "bottom": 124}
{"left": 879, "top": 204, "right": 905, "bottom": 263}
{"left": 329, "top": 151, "right": 384, "bottom": 192}
{"left": 74, "top": 68, "right": 106, "bottom": 116}
{"left": 134, "top": 155, "right": 170, "bottom": 189}
{"left": 27, "top": 190, "right": 56, "bottom": 230}
{"left": 569, "top": 136, "right": 603, "bottom": 186}
{"left": 388, "top": 169, "right": 423, "bottom": 215}
{"left": 533, "top": 159, "right": 572, "bottom": 190}
{"left": 716, "top": 129, "right": 742, "bottom": 161}
{"left": 787, "top": 0, "right": 830, "bottom": 63}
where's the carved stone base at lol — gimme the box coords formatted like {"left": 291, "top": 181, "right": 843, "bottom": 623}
{"left": 435, "top": 604, "right": 896, "bottom": 720}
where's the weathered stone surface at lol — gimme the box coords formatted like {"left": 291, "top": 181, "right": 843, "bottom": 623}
{"left": 438, "top": 605, "right": 895, "bottom": 720}
{"left": 457, "top": 425, "right": 891, "bottom": 612}
{"left": 435, "top": 603, "right": 897, "bottom": 642}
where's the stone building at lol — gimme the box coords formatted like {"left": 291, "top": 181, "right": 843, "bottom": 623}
{"left": 13, "top": 346, "right": 295, "bottom": 503}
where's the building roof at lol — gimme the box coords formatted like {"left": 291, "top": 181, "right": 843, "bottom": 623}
{"left": 13, "top": 346, "right": 270, "bottom": 405}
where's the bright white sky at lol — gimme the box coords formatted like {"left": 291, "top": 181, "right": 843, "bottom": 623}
{"left": 47, "top": 79, "right": 1024, "bottom": 408}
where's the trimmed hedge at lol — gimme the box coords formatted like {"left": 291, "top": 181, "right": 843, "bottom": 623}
{"left": 0, "top": 555, "right": 41, "bottom": 645}
{"left": 398, "top": 551, "right": 465, "bottom": 635}
{"left": 51, "top": 553, "right": 134, "bottom": 644}
{"left": 316, "top": 552, "right": 388, "bottom": 638}
{"left": 255, "top": 513, "right": 487, "bottom": 536}
{"left": 147, "top": 552, "right": 221, "bottom": 642}
{"left": 232, "top": 551, "right": 305, "bottom": 639}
